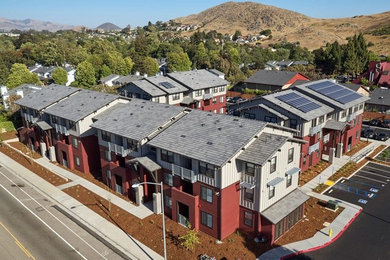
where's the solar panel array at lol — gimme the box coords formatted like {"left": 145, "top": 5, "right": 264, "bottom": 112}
{"left": 160, "top": 81, "right": 175, "bottom": 89}
{"left": 275, "top": 92, "right": 321, "bottom": 113}
{"left": 307, "top": 81, "right": 362, "bottom": 104}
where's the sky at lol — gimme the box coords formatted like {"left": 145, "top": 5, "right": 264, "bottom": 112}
{"left": 1, "top": 0, "right": 390, "bottom": 28}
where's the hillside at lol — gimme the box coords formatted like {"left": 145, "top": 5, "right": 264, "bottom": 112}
{"left": 174, "top": 1, "right": 390, "bottom": 54}
{"left": 0, "top": 17, "right": 74, "bottom": 32}
{"left": 96, "top": 22, "right": 121, "bottom": 31}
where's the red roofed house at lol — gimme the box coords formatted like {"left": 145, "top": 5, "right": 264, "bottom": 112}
{"left": 356, "top": 61, "right": 390, "bottom": 88}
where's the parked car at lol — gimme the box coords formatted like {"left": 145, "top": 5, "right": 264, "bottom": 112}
{"left": 362, "top": 128, "right": 375, "bottom": 138}
{"left": 369, "top": 119, "right": 381, "bottom": 127}
{"left": 374, "top": 133, "right": 389, "bottom": 141}
{"left": 380, "top": 119, "right": 390, "bottom": 128}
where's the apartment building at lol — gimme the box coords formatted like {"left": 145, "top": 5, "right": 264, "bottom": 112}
{"left": 117, "top": 69, "right": 229, "bottom": 114}
{"left": 228, "top": 79, "right": 370, "bottom": 171}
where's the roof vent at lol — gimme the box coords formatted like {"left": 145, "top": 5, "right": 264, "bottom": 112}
{"left": 239, "top": 125, "right": 243, "bottom": 128}
{"left": 113, "top": 119, "right": 117, "bottom": 121}
{"left": 207, "top": 141, "right": 213, "bottom": 145}
{"left": 233, "top": 118, "right": 239, "bottom": 121}
{"left": 136, "top": 125, "right": 141, "bottom": 127}
{"left": 379, "top": 96, "right": 384, "bottom": 99}
{"left": 207, "top": 114, "right": 212, "bottom": 116}
{"left": 217, "top": 127, "right": 222, "bottom": 131}
{"left": 201, "top": 123, "right": 205, "bottom": 126}
{"left": 180, "top": 135, "right": 186, "bottom": 138}
{"left": 130, "top": 113, "right": 133, "bottom": 116}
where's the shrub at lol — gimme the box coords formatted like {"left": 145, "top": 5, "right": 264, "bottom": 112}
{"left": 179, "top": 223, "right": 201, "bottom": 251}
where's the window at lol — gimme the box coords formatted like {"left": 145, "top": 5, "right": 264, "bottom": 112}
{"left": 201, "top": 186, "right": 213, "bottom": 203}
{"left": 318, "top": 115, "right": 324, "bottom": 124}
{"left": 163, "top": 173, "right": 173, "bottom": 186}
{"left": 244, "top": 188, "right": 254, "bottom": 202}
{"left": 245, "top": 162, "right": 255, "bottom": 176}
{"left": 269, "top": 186, "right": 275, "bottom": 199}
{"left": 201, "top": 211, "right": 213, "bottom": 229}
{"left": 101, "top": 130, "right": 111, "bottom": 142}
{"left": 195, "top": 90, "right": 202, "bottom": 97}
{"left": 51, "top": 115, "right": 57, "bottom": 124}
{"left": 69, "top": 121, "right": 76, "bottom": 131}
{"left": 270, "top": 156, "right": 277, "bottom": 173}
{"left": 244, "top": 211, "right": 253, "bottom": 227}
{"left": 214, "top": 109, "right": 217, "bottom": 113}
{"left": 219, "top": 96, "right": 224, "bottom": 103}
{"left": 126, "top": 92, "right": 132, "bottom": 98}
{"left": 356, "top": 131, "right": 359, "bottom": 139}
{"left": 106, "top": 169, "right": 111, "bottom": 187}
{"left": 327, "top": 113, "right": 333, "bottom": 120}
{"left": 264, "top": 116, "right": 277, "bottom": 123}
{"left": 219, "top": 107, "right": 224, "bottom": 114}
{"left": 161, "top": 149, "right": 174, "bottom": 163}
{"left": 244, "top": 112, "right": 255, "bottom": 119}
{"left": 72, "top": 137, "right": 78, "bottom": 148}
{"left": 357, "top": 116, "right": 361, "bottom": 125}
{"left": 199, "top": 161, "right": 215, "bottom": 178}
{"left": 354, "top": 105, "right": 358, "bottom": 113}
{"left": 154, "top": 96, "right": 160, "bottom": 103}
{"left": 359, "top": 104, "right": 363, "bottom": 110}
{"left": 341, "top": 110, "right": 347, "bottom": 118}
{"left": 213, "top": 87, "right": 218, "bottom": 93}
{"left": 143, "top": 94, "right": 149, "bottom": 100}
{"left": 288, "top": 148, "right": 294, "bottom": 164}
{"left": 348, "top": 107, "right": 353, "bottom": 115}
{"left": 303, "top": 155, "right": 307, "bottom": 165}
{"left": 289, "top": 119, "right": 297, "bottom": 129}
{"left": 164, "top": 195, "right": 172, "bottom": 208}
{"left": 219, "top": 86, "right": 225, "bottom": 92}
{"left": 74, "top": 155, "right": 80, "bottom": 167}
{"left": 212, "top": 97, "right": 217, "bottom": 104}
{"left": 172, "top": 93, "right": 180, "bottom": 101}
{"left": 317, "top": 131, "right": 322, "bottom": 141}
{"left": 127, "top": 138, "right": 138, "bottom": 152}
{"left": 311, "top": 118, "right": 317, "bottom": 127}
{"left": 286, "top": 175, "right": 292, "bottom": 187}
{"left": 135, "top": 93, "right": 141, "bottom": 98}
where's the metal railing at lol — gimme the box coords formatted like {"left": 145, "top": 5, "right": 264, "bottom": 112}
{"left": 108, "top": 142, "right": 128, "bottom": 157}
{"left": 54, "top": 123, "right": 69, "bottom": 136}
{"left": 309, "top": 124, "right": 322, "bottom": 136}
{"left": 171, "top": 164, "right": 196, "bottom": 183}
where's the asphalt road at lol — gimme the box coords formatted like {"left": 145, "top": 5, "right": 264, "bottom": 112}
{"left": 0, "top": 164, "right": 124, "bottom": 260}
{"left": 290, "top": 162, "right": 390, "bottom": 260}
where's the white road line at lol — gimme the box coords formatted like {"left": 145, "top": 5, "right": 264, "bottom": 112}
{"left": 354, "top": 174, "right": 388, "bottom": 185}
{"left": 365, "top": 166, "right": 390, "bottom": 174}
{"left": 359, "top": 170, "right": 390, "bottom": 180}
{"left": 0, "top": 169, "right": 108, "bottom": 260}
{"left": 0, "top": 183, "right": 88, "bottom": 260}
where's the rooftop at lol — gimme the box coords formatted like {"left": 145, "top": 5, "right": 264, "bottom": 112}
{"left": 145, "top": 76, "right": 188, "bottom": 94}
{"left": 148, "top": 110, "right": 267, "bottom": 167}
{"left": 168, "top": 69, "right": 229, "bottom": 90}
{"left": 100, "top": 74, "right": 121, "bottom": 83}
{"left": 245, "top": 70, "right": 306, "bottom": 86}
{"left": 131, "top": 80, "right": 166, "bottom": 97}
{"left": 15, "top": 84, "right": 80, "bottom": 111}
{"left": 366, "top": 88, "right": 390, "bottom": 106}
{"left": 44, "top": 90, "right": 118, "bottom": 122}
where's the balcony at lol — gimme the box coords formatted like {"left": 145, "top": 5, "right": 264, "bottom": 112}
{"left": 241, "top": 172, "right": 255, "bottom": 185}
{"left": 23, "top": 113, "right": 38, "bottom": 124}
{"left": 309, "top": 124, "right": 322, "bottom": 136}
{"left": 108, "top": 142, "right": 128, "bottom": 157}
{"left": 171, "top": 164, "right": 196, "bottom": 183}
{"left": 347, "top": 112, "right": 356, "bottom": 122}
{"left": 308, "top": 142, "right": 320, "bottom": 154}
{"left": 203, "top": 93, "right": 213, "bottom": 100}
{"left": 54, "top": 123, "right": 69, "bottom": 136}
{"left": 197, "top": 172, "right": 216, "bottom": 186}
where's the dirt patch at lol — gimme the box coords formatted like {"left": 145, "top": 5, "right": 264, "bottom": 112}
{"left": 363, "top": 111, "right": 390, "bottom": 121}
{"left": 63, "top": 185, "right": 343, "bottom": 260}
{"left": 0, "top": 131, "right": 18, "bottom": 141}
{"left": 8, "top": 142, "right": 42, "bottom": 159}
{"left": 299, "top": 161, "right": 331, "bottom": 186}
{"left": 0, "top": 144, "right": 68, "bottom": 186}
{"left": 312, "top": 183, "right": 330, "bottom": 194}
{"left": 275, "top": 197, "right": 343, "bottom": 245}
{"left": 345, "top": 141, "right": 371, "bottom": 156}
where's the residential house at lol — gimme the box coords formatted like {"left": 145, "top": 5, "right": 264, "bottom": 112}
{"left": 228, "top": 80, "right": 369, "bottom": 172}
{"left": 1, "top": 84, "right": 42, "bottom": 110}
{"left": 100, "top": 74, "right": 121, "bottom": 87}
{"left": 243, "top": 70, "right": 310, "bottom": 92}
{"left": 356, "top": 61, "right": 390, "bottom": 88}
{"left": 365, "top": 88, "right": 390, "bottom": 113}
{"left": 112, "top": 74, "right": 143, "bottom": 86}
{"left": 341, "top": 83, "right": 370, "bottom": 97}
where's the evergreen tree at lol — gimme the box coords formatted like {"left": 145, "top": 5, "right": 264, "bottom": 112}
{"left": 167, "top": 52, "right": 192, "bottom": 72}
{"left": 75, "top": 61, "right": 96, "bottom": 88}
{"left": 51, "top": 67, "right": 68, "bottom": 85}
{"left": 6, "top": 63, "right": 40, "bottom": 89}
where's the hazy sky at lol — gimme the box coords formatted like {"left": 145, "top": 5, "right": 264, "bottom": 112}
{"left": 1, "top": 0, "right": 390, "bottom": 28}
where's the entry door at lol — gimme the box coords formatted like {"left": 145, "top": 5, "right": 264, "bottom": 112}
{"left": 62, "top": 151, "right": 68, "bottom": 167}
{"left": 347, "top": 136, "right": 352, "bottom": 151}
{"left": 114, "top": 175, "right": 123, "bottom": 194}
{"left": 177, "top": 202, "right": 190, "bottom": 227}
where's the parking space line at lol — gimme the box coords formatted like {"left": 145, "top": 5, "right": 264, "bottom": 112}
{"left": 346, "top": 178, "right": 382, "bottom": 189}
{"left": 354, "top": 174, "right": 387, "bottom": 185}
{"left": 365, "top": 166, "right": 390, "bottom": 175}
{"left": 359, "top": 170, "right": 390, "bottom": 180}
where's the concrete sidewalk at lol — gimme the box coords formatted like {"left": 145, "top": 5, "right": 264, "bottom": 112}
{"left": 259, "top": 141, "right": 387, "bottom": 260}
{"left": 0, "top": 146, "right": 162, "bottom": 260}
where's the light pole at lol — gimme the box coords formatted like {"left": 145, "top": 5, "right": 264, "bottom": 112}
{"left": 132, "top": 181, "right": 167, "bottom": 260}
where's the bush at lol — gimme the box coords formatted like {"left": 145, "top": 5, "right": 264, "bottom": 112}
{"left": 179, "top": 223, "right": 201, "bottom": 251}
{"left": 0, "top": 121, "right": 15, "bottom": 132}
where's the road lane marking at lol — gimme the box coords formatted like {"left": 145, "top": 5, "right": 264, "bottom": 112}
{"left": 0, "top": 183, "right": 88, "bottom": 260}
{"left": 0, "top": 222, "right": 36, "bottom": 260}
{"left": 0, "top": 167, "right": 109, "bottom": 259}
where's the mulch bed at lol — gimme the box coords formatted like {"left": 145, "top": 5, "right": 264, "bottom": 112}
{"left": 0, "top": 144, "right": 69, "bottom": 186}
{"left": 0, "top": 131, "right": 18, "bottom": 141}
{"left": 345, "top": 141, "right": 371, "bottom": 156}
{"left": 299, "top": 161, "right": 331, "bottom": 186}
{"left": 63, "top": 185, "right": 343, "bottom": 260}
{"left": 275, "top": 197, "right": 343, "bottom": 245}
{"left": 8, "top": 142, "right": 42, "bottom": 159}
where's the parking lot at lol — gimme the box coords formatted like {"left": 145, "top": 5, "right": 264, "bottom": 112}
{"left": 290, "top": 162, "right": 390, "bottom": 259}
{"left": 361, "top": 124, "right": 390, "bottom": 141}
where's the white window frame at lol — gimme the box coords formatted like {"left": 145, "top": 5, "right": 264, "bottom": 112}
{"left": 201, "top": 186, "right": 213, "bottom": 203}
{"left": 201, "top": 211, "right": 213, "bottom": 229}
{"left": 270, "top": 156, "right": 277, "bottom": 173}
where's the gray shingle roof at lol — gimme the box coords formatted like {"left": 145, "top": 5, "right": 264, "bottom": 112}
{"left": 366, "top": 88, "right": 390, "bottom": 106}
{"left": 294, "top": 79, "right": 370, "bottom": 110}
{"left": 15, "top": 84, "right": 80, "bottom": 111}
{"left": 128, "top": 157, "right": 161, "bottom": 172}
{"left": 237, "top": 133, "right": 288, "bottom": 166}
{"left": 245, "top": 70, "right": 304, "bottom": 86}
{"left": 145, "top": 76, "right": 188, "bottom": 94}
{"left": 148, "top": 110, "right": 267, "bottom": 167}
{"left": 168, "top": 69, "right": 229, "bottom": 90}
{"left": 44, "top": 90, "right": 118, "bottom": 122}
{"left": 261, "top": 189, "right": 309, "bottom": 224}
{"left": 114, "top": 75, "right": 143, "bottom": 85}
{"left": 131, "top": 80, "right": 166, "bottom": 97}
{"left": 91, "top": 99, "right": 186, "bottom": 141}
{"left": 100, "top": 74, "right": 120, "bottom": 83}
{"left": 323, "top": 120, "right": 348, "bottom": 131}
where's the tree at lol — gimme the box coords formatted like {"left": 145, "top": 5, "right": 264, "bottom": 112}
{"left": 51, "top": 67, "right": 68, "bottom": 85}
{"left": 75, "top": 61, "right": 96, "bottom": 88}
{"left": 179, "top": 223, "right": 200, "bottom": 251}
{"left": 142, "top": 57, "right": 159, "bottom": 76}
{"left": 192, "top": 42, "right": 210, "bottom": 69}
{"left": 167, "top": 52, "right": 192, "bottom": 72}
{"left": 124, "top": 57, "right": 134, "bottom": 74}
{"left": 232, "top": 30, "right": 242, "bottom": 41}
{"left": 6, "top": 63, "right": 40, "bottom": 89}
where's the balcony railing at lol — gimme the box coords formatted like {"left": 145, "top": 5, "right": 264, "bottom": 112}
{"left": 309, "top": 124, "right": 322, "bottom": 136}
{"left": 241, "top": 172, "right": 255, "bottom": 185}
{"left": 108, "top": 142, "right": 128, "bottom": 157}
{"left": 197, "top": 172, "right": 216, "bottom": 186}
{"left": 171, "top": 164, "right": 196, "bottom": 183}
{"left": 203, "top": 93, "right": 213, "bottom": 100}
{"left": 23, "top": 113, "right": 38, "bottom": 124}
{"left": 54, "top": 123, "right": 69, "bottom": 136}
{"left": 308, "top": 142, "right": 320, "bottom": 154}
{"left": 347, "top": 112, "right": 356, "bottom": 122}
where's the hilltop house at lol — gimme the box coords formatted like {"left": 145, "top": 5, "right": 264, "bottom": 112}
{"left": 356, "top": 61, "right": 390, "bottom": 88}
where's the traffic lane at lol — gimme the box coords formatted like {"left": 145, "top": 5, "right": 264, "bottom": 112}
{"left": 0, "top": 185, "right": 83, "bottom": 260}
{"left": 0, "top": 223, "right": 31, "bottom": 260}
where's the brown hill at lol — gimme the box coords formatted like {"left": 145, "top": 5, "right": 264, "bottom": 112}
{"left": 174, "top": 1, "right": 390, "bottom": 54}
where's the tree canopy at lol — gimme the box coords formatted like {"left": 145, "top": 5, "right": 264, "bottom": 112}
{"left": 6, "top": 63, "right": 40, "bottom": 89}
{"left": 52, "top": 67, "right": 68, "bottom": 85}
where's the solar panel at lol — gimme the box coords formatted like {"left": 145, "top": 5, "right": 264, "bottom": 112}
{"left": 160, "top": 81, "right": 175, "bottom": 89}
{"left": 308, "top": 81, "right": 363, "bottom": 104}
{"left": 299, "top": 103, "right": 321, "bottom": 113}
{"left": 277, "top": 92, "right": 301, "bottom": 102}
{"left": 276, "top": 92, "right": 321, "bottom": 113}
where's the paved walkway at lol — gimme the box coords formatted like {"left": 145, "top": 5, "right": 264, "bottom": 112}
{"left": 1, "top": 142, "right": 161, "bottom": 260}
{"left": 259, "top": 140, "right": 388, "bottom": 260}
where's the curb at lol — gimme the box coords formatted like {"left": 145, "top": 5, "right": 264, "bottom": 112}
{"left": 280, "top": 208, "right": 363, "bottom": 259}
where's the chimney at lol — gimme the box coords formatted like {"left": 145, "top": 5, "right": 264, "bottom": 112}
{"left": 135, "top": 71, "right": 140, "bottom": 76}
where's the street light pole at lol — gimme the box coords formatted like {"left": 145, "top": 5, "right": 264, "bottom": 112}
{"left": 132, "top": 181, "right": 167, "bottom": 260}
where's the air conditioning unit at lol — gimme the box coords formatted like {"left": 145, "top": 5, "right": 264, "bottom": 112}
{"left": 326, "top": 200, "right": 339, "bottom": 210}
